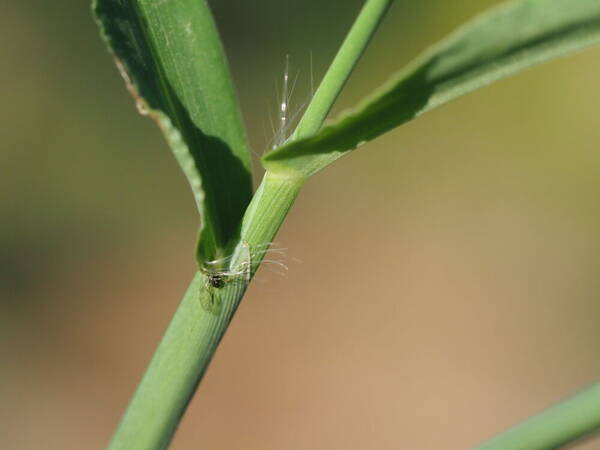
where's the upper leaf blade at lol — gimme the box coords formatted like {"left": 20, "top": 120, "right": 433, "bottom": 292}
{"left": 93, "top": 0, "right": 252, "bottom": 261}
{"left": 263, "top": 0, "right": 600, "bottom": 178}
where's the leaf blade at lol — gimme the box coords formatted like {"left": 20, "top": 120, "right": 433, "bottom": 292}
{"left": 263, "top": 0, "right": 600, "bottom": 177}
{"left": 93, "top": 0, "right": 252, "bottom": 261}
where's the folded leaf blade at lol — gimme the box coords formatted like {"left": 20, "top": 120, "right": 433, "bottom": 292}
{"left": 94, "top": 0, "right": 252, "bottom": 261}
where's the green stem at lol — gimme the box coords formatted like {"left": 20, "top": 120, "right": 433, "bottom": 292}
{"left": 473, "top": 380, "right": 600, "bottom": 450}
{"left": 292, "top": 0, "right": 393, "bottom": 140}
{"left": 107, "top": 0, "right": 392, "bottom": 447}
{"left": 109, "top": 272, "right": 233, "bottom": 449}
{"left": 107, "top": 174, "right": 303, "bottom": 450}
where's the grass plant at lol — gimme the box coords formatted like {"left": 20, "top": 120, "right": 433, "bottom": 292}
{"left": 93, "top": 0, "right": 600, "bottom": 448}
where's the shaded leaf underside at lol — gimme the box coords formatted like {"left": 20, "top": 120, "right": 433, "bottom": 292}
{"left": 94, "top": 0, "right": 252, "bottom": 261}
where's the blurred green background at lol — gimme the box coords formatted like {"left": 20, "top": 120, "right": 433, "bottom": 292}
{"left": 3, "top": 0, "right": 600, "bottom": 448}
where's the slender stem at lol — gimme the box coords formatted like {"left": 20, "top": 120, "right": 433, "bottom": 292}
{"left": 108, "top": 271, "right": 242, "bottom": 449}
{"left": 473, "top": 380, "right": 600, "bottom": 450}
{"left": 107, "top": 174, "right": 303, "bottom": 450}
{"left": 292, "top": 0, "right": 393, "bottom": 140}
{"left": 107, "top": 1, "right": 393, "bottom": 447}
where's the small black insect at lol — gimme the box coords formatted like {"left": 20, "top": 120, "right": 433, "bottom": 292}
{"left": 198, "top": 242, "right": 258, "bottom": 313}
{"left": 207, "top": 272, "right": 225, "bottom": 289}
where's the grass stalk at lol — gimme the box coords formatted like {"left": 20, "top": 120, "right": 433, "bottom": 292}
{"left": 108, "top": 174, "right": 302, "bottom": 450}
{"left": 109, "top": 272, "right": 232, "bottom": 449}
{"left": 99, "top": 0, "right": 600, "bottom": 447}
{"left": 292, "top": 0, "right": 393, "bottom": 140}
{"left": 107, "top": 0, "right": 392, "bottom": 447}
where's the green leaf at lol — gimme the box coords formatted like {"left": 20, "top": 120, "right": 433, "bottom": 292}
{"left": 93, "top": 0, "right": 252, "bottom": 262}
{"left": 473, "top": 380, "right": 600, "bottom": 450}
{"left": 263, "top": 0, "right": 600, "bottom": 178}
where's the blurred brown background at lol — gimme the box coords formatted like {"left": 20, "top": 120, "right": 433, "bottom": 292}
{"left": 3, "top": 0, "right": 600, "bottom": 448}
